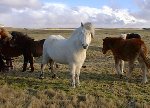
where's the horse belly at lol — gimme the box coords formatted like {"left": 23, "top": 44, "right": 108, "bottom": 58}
{"left": 46, "top": 44, "right": 69, "bottom": 64}
{"left": 48, "top": 51, "right": 68, "bottom": 64}
{"left": 117, "top": 49, "right": 139, "bottom": 61}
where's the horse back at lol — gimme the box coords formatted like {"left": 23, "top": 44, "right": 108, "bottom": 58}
{"left": 43, "top": 35, "right": 66, "bottom": 49}
{"left": 113, "top": 39, "right": 146, "bottom": 61}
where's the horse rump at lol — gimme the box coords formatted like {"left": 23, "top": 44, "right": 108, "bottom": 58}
{"left": 32, "top": 39, "right": 45, "bottom": 57}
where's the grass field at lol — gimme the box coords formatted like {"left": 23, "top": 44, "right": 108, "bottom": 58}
{"left": 0, "top": 28, "right": 150, "bottom": 108}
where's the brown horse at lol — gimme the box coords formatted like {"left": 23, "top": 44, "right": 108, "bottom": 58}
{"left": 102, "top": 37, "right": 150, "bottom": 83}
{"left": 7, "top": 31, "right": 45, "bottom": 72}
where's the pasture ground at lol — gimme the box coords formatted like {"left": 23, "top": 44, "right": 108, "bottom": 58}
{"left": 0, "top": 28, "right": 150, "bottom": 108}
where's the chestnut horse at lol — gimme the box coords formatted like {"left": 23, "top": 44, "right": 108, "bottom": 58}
{"left": 119, "top": 33, "right": 142, "bottom": 74}
{"left": 0, "top": 28, "right": 12, "bottom": 42}
{"left": 102, "top": 37, "right": 150, "bottom": 83}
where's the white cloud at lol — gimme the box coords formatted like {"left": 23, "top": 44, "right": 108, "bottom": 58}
{"left": 130, "top": 0, "right": 150, "bottom": 27}
{"left": 0, "top": 0, "right": 42, "bottom": 9}
{"left": 135, "top": 0, "right": 150, "bottom": 11}
{"left": 0, "top": 1, "right": 148, "bottom": 28}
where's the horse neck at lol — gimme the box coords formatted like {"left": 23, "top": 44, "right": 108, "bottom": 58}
{"left": 16, "top": 37, "right": 33, "bottom": 47}
{"left": 69, "top": 27, "right": 80, "bottom": 38}
{"left": 67, "top": 28, "right": 87, "bottom": 51}
{"left": 109, "top": 38, "right": 123, "bottom": 49}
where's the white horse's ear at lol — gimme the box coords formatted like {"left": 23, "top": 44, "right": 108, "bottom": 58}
{"left": 91, "top": 33, "right": 94, "bottom": 39}
{"left": 81, "top": 22, "right": 84, "bottom": 27}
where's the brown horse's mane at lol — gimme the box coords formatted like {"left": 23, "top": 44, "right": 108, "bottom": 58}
{"left": 11, "top": 31, "right": 34, "bottom": 42}
{"left": 0, "top": 28, "right": 10, "bottom": 36}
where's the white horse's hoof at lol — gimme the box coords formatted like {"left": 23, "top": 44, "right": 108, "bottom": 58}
{"left": 119, "top": 74, "right": 123, "bottom": 79}
{"left": 39, "top": 74, "right": 44, "bottom": 79}
{"left": 52, "top": 74, "right": 58, "bottom": 79}
{"left": 142, "top": 79, "right": 148, "bottom": 84}
{"left": 39, "top": 76, "right": 44, "bottom": 79}
{"left": 72, "top": 85, "right": 76, "bottom": 88}
{"left": 71, "top": 83, "right": 76, "bottom": 88}
{"left": 76, "top": 84, "right": 81, "bottom": 87}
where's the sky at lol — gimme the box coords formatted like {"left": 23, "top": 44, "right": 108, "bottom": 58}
{"left": 0, "top": 0, "right": 150, "bottom": 28}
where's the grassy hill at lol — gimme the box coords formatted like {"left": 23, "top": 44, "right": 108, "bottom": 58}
{"left": 0, "top": 28, "right": 150, "bottom": 108}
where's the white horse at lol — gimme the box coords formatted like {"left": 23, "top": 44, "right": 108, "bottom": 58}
{"left": 40, "top": 22, "right": 95, "bottom": 88}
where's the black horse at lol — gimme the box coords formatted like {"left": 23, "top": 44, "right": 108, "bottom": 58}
{"left": 126, "top": 33, "right": 141, "bottom": 39}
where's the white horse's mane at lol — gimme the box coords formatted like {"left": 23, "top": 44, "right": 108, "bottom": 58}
{"left": 70, "top": 22, "right": 95, "bottom": 38}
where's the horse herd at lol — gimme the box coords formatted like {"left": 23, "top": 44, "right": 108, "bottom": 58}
{"left": 0, "top": 22, "right": 150, "bottom": 88}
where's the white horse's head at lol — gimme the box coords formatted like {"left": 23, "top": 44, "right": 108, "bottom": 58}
{"left": 80, "top": 22, "right": 95, "bottom": 49}
{"left": 120, "top": 33, "right": 127, "bottom": 39}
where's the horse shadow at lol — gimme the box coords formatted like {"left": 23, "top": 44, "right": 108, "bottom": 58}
{"left": 80, "top": 72, "right": 123, "bottom": 82}
{"left": 80, "top": 71, "right": 150, "bottom": 84}
{"left": 1, "top": 67, "right": 149, "bottom": 90}
{"left": 0, "top": 70, "right": 70, "bottom": 91}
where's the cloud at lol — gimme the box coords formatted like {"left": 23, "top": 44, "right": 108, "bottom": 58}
{"left": 0, "top": 0, "right": 42, "bottom": 9}
{"left": 135, "top": 0, "right": 150, "bottom": 11}
{"left": 0, "top": 1, "right": 148, "bottom": 28}
{"left": 130, "top": 0, "right": 150, "bottom": 27}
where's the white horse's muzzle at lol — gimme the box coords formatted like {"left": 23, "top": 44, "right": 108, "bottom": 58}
{"left": 82, "top": 44, "right": 88, "bottom": 49}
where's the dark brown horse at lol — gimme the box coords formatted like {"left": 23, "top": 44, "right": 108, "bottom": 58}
{"left": 32, "top": 39, "right": 45, "bottom": 57}
{"left": 7, "top": 31, "right": 45, "bottom": 72}
{"left": 0, "top": 53, "right": 6, "bottom": 71}
{"left": 102, "top": 37, "right": 150, "bottom": 83}
{"left": 0, "top": 28, "right": 12, "bottom": 71}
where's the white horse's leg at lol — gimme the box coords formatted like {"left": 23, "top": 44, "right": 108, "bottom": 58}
{"left": 115, "top": 58, "right": 122, "bottom": 76}
{"left": 138, "top": 57, "right": 148, "bottom": 83}
{"left": 50, "top": 60, "right": 58, "bottom": 79}
{"left": 127, "top": 60, "right": 134, "bottom": 81}
{"left": 40, "top": 64, "right": 47, "bottom": 79}
{"left": 76, "top": 65, "right": 82, "bottom": 87}
{"left": 70, "top": 64, "right": 76, "bottom": 88}
{"left": 40, "top": 53, "right": 49, "bottom": 79}
{"left": 120, "top": 60, "right": 124, "bottom": 75}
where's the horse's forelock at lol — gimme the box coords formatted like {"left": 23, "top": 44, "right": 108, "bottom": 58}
{"left": 83, "top": 22, "right": 95, "bottom": 38}
{"left": 71, "top": 22, "right": 95, "bottom": 39}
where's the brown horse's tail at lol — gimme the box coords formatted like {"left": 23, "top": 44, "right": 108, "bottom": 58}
{"left": 140, "top": 46, "right": 150, "bottom": 69}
